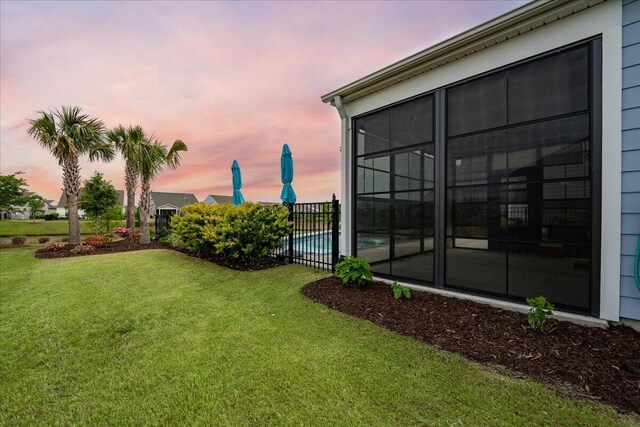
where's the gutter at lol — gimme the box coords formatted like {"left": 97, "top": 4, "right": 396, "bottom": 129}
{"left": 334, "top": 96, "right": 349, "bottom": 256}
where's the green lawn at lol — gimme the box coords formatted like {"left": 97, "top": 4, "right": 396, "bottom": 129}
{"left": 0, "top": 219, "right": 129, "bottom": 236}
{"left": 0, "top": 248, "right": 636, "bottom": 426}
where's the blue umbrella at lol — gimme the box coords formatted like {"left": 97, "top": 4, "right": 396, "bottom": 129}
{"left": 280, "top": 143, "right": 297, "bottom": 204}
{"left": 231, "top": 160, "right": 245, "bottom": 205}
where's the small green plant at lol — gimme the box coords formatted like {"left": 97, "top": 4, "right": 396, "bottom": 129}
{"left": 527, "top": 296, "right": 555, "bottom": 333}
{"left": 391, "top": 281, "right": 411, "bottom": 300}
{"left": 335, "top": 256, "right": 372, "bottom": 288}
{"left": 38, "top": 236, "right": 50, "bottom": 244}
{"left": 11, "top": 236, "right": 26, "bottom": 245}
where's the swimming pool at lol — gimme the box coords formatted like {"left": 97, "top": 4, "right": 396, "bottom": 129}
{"left": 289, "top": 232, "right": 389, "bottom": 254}
{"left": 290, "top": 231, "right": 336, "bottom": 254}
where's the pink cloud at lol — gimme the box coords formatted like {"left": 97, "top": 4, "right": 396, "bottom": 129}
{"left": 1, "top": 0, "right": 525, "bottom": 203}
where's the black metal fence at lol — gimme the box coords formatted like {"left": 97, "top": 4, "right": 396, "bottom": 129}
{"left": 153, "top": 197, "right": 341, "bottom": 271}
{"left": 271, "top": 194, "right": 340, "bottom": 271}
{"left": 155, "top": 214, "right": 172, "bottom": 239}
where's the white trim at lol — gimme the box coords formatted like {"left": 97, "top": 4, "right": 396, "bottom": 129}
{"left": 335, "top": 1, "right": 622, "bottom": 320}
{"left": 598, "top": 4, "right": 622, "bottom": 321}
{"left": 156, "top": 204, "right": 179, "bottom": 210}
{"left": 375, "top": 276, "right": 609, "bottom": 328}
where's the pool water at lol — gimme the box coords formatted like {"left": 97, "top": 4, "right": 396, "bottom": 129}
{"left": 289, "top": 232, "right": 388, "bottom": 254}
{"left": 291, "top": 232, "right": 336, "bottom": 254}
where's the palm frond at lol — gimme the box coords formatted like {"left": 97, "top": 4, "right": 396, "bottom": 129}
{"left": 27, "top": 106, "right": 109, "bottom": 164}
{"left": 27, "top": 111, "right": 58, "bottom": 155}
{"left": 106, "top": 125, "right": 127, "bottom": 148}
{"left": 137, "top": 139, "right": 167, "bottom": 180}
{"left": 165, "top": 139, "right": 188, "bottom": 170}
{"left": 88, "top": 141, "right": 116, "bottom": 162}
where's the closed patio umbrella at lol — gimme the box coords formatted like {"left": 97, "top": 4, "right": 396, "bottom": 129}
{"left": 231, "top": 160, "right": 245, "bottom": 205}
{"left": 280, "top": 143, "right": 296, "bottom": 204}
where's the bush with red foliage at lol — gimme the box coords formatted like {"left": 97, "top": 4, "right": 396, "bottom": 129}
{"left": 43, "top": 242, "right": 66, "bottom": 252}
{"left": 83, "top": 236, "right": 103, "bottom": 247}
{"left": 70, "top": 245, "right": 95, "bottom": 255}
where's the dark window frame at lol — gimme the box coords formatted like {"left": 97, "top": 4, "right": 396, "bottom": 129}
{"left": 351, "top": 37, "right": 602, "bottom": 315}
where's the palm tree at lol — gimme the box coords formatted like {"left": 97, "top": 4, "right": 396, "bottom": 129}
{"left": 106, "top": 125, "right": 146, "bottom": 230}
{"left": 137, "top": 138, "right": 187, "bottom": 244}
{"left": 27, "top": 106, "right": 114, "bottom": 245}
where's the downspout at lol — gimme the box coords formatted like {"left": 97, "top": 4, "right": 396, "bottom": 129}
{"left": 334, "top": 96, "right": 350, "bottom": 256}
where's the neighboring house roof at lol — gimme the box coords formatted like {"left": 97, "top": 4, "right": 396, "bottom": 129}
{"left": 150, "top": 192, "right": 198, "bottom": 210}
{"left": 204, "top": 194, "right": 281, "bottom": 206}
{"left": 204, "top": 194, "right": 233, "bottom": 204}
{"left": 58, "top": 190, "right": 125, "bottom": 208}
{"left": 321, "top": 0, "right": 604, "bottom": 105}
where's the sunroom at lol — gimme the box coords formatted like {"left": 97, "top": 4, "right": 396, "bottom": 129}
{"left": 322, "top": 0, "right": 637, "bottom": 323}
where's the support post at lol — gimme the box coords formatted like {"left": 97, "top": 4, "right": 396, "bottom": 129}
{"left": 288, "top": 203, "right": 294, "bottom": 264}
{"left": 331, "top": 194, "right": 340, "bottom": 271}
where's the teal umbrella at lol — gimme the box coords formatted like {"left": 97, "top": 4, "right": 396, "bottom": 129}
{"left": 280, "top": 143, "right": 296, "bottom": 204}
{"left": 231, "top": 160, "right": 245, "bottom": 205}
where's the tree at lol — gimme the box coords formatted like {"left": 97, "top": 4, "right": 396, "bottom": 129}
{"left": 138, "top": 138, "right": 187, "bottom": 244}
{"left": 106, "top": 125, "right": 146, "bottom": 230}
{"left": 26, "top": 194, "right": 45, "bottom": 219}
{"left": 0, "top": 173, "right": 28, "bottom": 216}
{"left": 79, "top": 172, "right": 119, "bottom": 236}
{"left": 27, "top": 106, "right": 114, "bottom": 244}
{"left": 100, "top": 204, "right": 123, "bottom": 235}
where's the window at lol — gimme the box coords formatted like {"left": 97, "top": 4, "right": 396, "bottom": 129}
{"left": 445, "top": 45, "right": 593, "bottom": 309}
{"left": 353, "top": 41, "right": 599, "bottom": 312}
{"left": 354, "top": 95, "right": 435, "bottom": 282}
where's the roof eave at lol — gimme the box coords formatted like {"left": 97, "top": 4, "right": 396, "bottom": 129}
{"left": 320, "top": 0, "right": 603, "bottom": 105}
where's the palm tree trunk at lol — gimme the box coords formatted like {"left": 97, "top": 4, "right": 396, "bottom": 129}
{"left": 124, "top": 159, "right": 137, "bottom": 230}
{"left": 139, "top": 177, "right": 151, "bottom": 245}
{"left": 63, "top": 158, "right": 82, "bottom": 245}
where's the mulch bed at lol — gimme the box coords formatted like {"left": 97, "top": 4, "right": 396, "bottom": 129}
{"left": 33, "top": 240, "right": 287, "bottom": 271}
{"left": 302, "top": 277, "right": 640, "bottom": 414}
{"left": 35, "top": 240, "right": 170, "bottom": 259}
{"left": 172, "top": 248, "right": 287, "bottom": 271}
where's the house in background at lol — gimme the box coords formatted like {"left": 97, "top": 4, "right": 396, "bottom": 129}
{"left": 57, "top": 190, "right": 125, "bottom": 219}
{"left": 203, "top": 194, "right": 233, "bottom": 204}
{"left": 150, "top": 191, "right": 198, "bottom": 217}
{"left": 203, "top": 194, "right": 280, "bottom": 206}
{"left": 43, "top": 199, "right": 57, "bottom": 216}
{"left": 322, "top": 0, "right": 640, "bottom": 327}
{"left": 3, "top": 191, "right": 57, "bottom": 220}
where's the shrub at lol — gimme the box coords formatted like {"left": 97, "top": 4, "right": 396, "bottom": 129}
{"left": 70, "top": 245, "right": 95, "bottom": 255}
{"left": 43, "top": 242, "right": 65, "bottom": 252}
{"left": 391, "top": 281, "right": 411, "bottom": 300}
{"left": 114, "top": 227, "right": 132, "bottom": 238}
{"left": 129, "top": 231, "right": 141, "bottom": 244}
{"left": 335, "top": 256, "right": 373, "bottom": 288}
{"left": 43, "top": 213, "right": 59, "bottom": 221}
{"left": 527, "top": 296, "right": 555, "bottom": 333}
{"left": 38, "top": 236, "right": 50, "bottom": 244}
{"left": 169, "top": 202, "right": 290, "bottom": 264}
{"left": 11, "top": 236, "right": 27, "bottom": 245}
{"left": 102, "top": 234, "right": 114, "bottom": 244}
{"left": 83, "top": 236, "right": 103, "bottom": 247}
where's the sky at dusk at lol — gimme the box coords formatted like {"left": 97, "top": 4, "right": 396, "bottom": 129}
{"left": 0, "top": 0, "right": 525, "bottom": 203}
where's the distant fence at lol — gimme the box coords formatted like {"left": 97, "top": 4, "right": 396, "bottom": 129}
{"left": 153, "top": 197, "right": 341, "bottom": 272}
{"left": 155, "top": 214, "right": 172, "bottom": 239}
{"left": 271, "top": 194, "right": 340, "bottom": 271}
